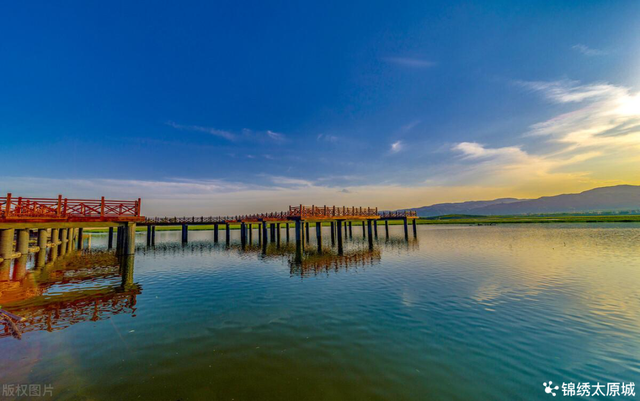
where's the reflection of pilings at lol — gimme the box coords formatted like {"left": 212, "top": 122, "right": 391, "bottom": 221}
{"left": 119, "top": 254, "right": 135, "bottom": 289}
{"left": 13, "top": 255, "right": 27, "bottom": 281}
{"left": 108, "top": 227, "right": 114, "bottom": 249}
{"left": 316, "top": 222, "right": 322, "bottom": 253}
{"left": 289, "top": 248, "right": 382, "bottom": 278}
{"left": 337, "top": 219, "right": 343, "bottom": 255}
{"left": 0, "top": 259, "right": 10, "bottom": 281}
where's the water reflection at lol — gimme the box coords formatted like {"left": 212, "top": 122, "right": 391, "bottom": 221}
{"left": 0, "top": 250, "right": 140, "bottom": 340}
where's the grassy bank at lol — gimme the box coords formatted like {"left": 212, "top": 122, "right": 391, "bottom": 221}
{"left": 83, "top": 214, "right": 640, "bottom": 233}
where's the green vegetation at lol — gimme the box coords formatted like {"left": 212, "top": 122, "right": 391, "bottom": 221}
{"left": 83, "top": 214, "right": 640, "bottom": 233}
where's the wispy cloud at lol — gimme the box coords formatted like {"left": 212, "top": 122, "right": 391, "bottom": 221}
{"left": 317, "top": 133, "right": 339, "bottom": 143}
{"left": 266, "top": 130, "right": 285, "bottom": 141}
{"left": 384, "top": 57, "right": 435, "bottom": 68}
{"left": 572, "top": 44, "right": 608, "bottom": 56}
{"left": 167, "top": 122, "right": 285, "bottom": 143}
{"left": 390, "top": 140, "right": 404, "bottom": 153}
{"left": 166, "top": 121, "right": 236, "bottom": 140}
{"left": 448, "top": 79, "right": 640, "bottom": 191}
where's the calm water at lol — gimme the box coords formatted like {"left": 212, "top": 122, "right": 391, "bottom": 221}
{"left": 1, "top": 224, "right": 640, "bottom": 400}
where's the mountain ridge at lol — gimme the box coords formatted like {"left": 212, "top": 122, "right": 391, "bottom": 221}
{"left": 401, "top": 185, "right": 640, "bottom": 217}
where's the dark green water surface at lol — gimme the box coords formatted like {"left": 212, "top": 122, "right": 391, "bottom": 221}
{"left": 1, "top": 224, "right": 639, "bottom": 400}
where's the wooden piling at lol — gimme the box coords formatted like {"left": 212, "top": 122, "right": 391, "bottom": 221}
{"left": 316, "top": 221, "right": 322, "bottom": 253}
{"left": 108, "top": 227, "right": 114, "bottom": 249}
{"left": 214, "top": 223, "right": 219, "bottom": 243}
{"left": 181, "top": 224, "right": 188, "bottom": 243}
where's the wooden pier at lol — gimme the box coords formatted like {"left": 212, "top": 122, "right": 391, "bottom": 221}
{"left": 1, "top": 194, "right": 418, "bottom": 265}
{"left": 0, "top": 194, "right": 144, "bottom": 266}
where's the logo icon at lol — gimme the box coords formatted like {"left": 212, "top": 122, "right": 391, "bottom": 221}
{"left": 544, "top": 382, "right": 560, "bottom": 396}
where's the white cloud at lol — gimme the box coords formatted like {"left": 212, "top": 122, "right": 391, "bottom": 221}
{"left": 266, "top": 130, "right": 285, "bottom": 141}
{"left": 572, "top": 44, "right": 608, "bottom": 56}
{"left": 166, "top": 121, "right": 236, "bottom": 140}
{"left": 390, "top": 140, "right": 404, "bottom": 153}
{"left": 384, "top": 57, "right": 435, "bottom": 68}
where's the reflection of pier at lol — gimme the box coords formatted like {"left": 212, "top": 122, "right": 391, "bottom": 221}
{"left": 288, "top": 248, "right": 382, "bottom": 278}
{"left": 0, "top": 250, "right": 139, "bottom": 340}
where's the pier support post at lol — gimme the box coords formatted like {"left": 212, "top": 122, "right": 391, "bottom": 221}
{"left": 286, "top": 223, "right": 290, "bottom": 242}
{"left": 16, "top": 229, "right": 29, "bottom": 256}
{"left": 36, "top": 229, "right": 48, "bottom": 268}
{"left": 362, "top": 221, "right": 366, "bottom": 238}
{"left": 269, "top": 223, "right": 275, "bottom": 243}
{"left": 13, "top": 254, "right": 27, "bottom": 281}
{"left": 336, "top": 220, "right": 343, "bottom": 255}
{"left": 305, "top": 222, "right": 310, "bottom": 243}
{"left": 60, "top": 228, "right": 68, "bottom": 256}
{"left": 108, "top": 227, "right": 114, "bottom": 249}
{"left": 214, "top": 223, "right": 219, "bottom": 243}
{"left": 181, "top": 224, "right": 188, "bottom": 244}
{"left": 67, "top": 228, "right": 74, "bottom": 253}
{"left": 385, "top": 220, "right": 389, "bottom": 239}
{"left": 348, "top": 221, "right": 353, "bottom": 238}
{"left": 122, "top": 223, "right": 137, "bottom": 255}
{"left": 147, "top": 225, "right": 152, "bottom": 246}
{"left": 294, "top": 219, "right": 303, "bottom": 263}
{"left": 330, "top": 221, "right": 335, "bottom": 246}
{"left": 225, "top": 223, "right": 230, "bottom": 245}
{"left": 50, "top": 228, "right": 59, "bottom": 260}
{"left": 412, "top": 218, "right": 417, "bottom": 238}
{"left": 151, "top": 226, "right": 156, "bottom": 246}
{"left": 316, "top": 221, "right": 322, "bottom": 253}
{"left": 0, "top": 229, "right": 15, "bottom": 260}
{"left": 374, "top": 221, "right": 378, "bottom": 238}
{"left": 367, "top": 220, "right": 374, "bottom": 250}
{"left": 77, "top": 227, "right": 84, "bottom": 249}
{"left": 262, "top": 222, "right": 267, "bottom": 245}
{"left": 403, "top": 218, "right": 409, "bottom": 240}
{"left": 276, "top": 223, "right": 281, "bottom": 245}
{"left": 249, "top": 224, "right": 253, "bottom": 243}
{"left": 240, "top": 222, "right": 247, "bottom": 246}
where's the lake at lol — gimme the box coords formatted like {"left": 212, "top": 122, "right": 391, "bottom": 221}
{"left": 1, "top": 224, "right": 639, "bottom": 400}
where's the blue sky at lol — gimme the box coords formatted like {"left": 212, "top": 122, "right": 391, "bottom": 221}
{"left": 1, "top": 1, "right": 639, "bottom": 215}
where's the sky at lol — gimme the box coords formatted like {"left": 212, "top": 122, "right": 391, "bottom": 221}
{"left": 1, "top": 1, "right": 639, "bottom": 215}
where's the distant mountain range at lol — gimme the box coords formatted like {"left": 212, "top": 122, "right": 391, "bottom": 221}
{"left": 402, "top": 185, "right": 640, "bottom": 217}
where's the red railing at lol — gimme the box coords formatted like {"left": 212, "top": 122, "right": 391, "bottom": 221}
{"left": 379, "top": 210, "right": 417, "bottom": 218}
{"left": 289, "top": 205, "right": 379, "bottom": 219}
{"left": 0, "top": 194, "right": 142, "bottom": 222}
